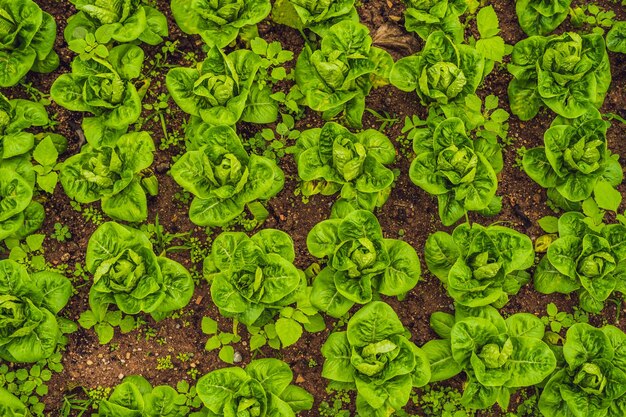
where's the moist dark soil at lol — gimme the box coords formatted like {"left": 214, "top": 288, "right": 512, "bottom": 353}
{"left": 6, "top": 0, "right": 626, "bottom": 416}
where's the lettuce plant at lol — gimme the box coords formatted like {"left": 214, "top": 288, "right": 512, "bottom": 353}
{"left": 288, "top": 0, "right": 358, "bottom": 35}
{"left": 391, "top": 31, "right": 486, "bottom": 106}
{"left": 95, "top": 375, "right": 191, "bottom": 416}
{"left": 402, "top": 0, "right": 467, "bottom": 43}
{"left": 0, "top": 94, "right": 53, "bottom": 241}
{"left": 170, "top": 126, "right": 284, "bottom": 227}
{"left": 403, "top": 93, "right": 510, "bottom": 152}
{"left": 322, "top": 301, "right": 431, "bottom": 416}
{"left": 65, "top": 0, "right": 168, "bottom": 45}
{"left": 307, "top": 209, "right": 421, "bottom": 317}
{"left": 0, "top": 91, "right": 68, "bottom": 196}
{"left": 84, "top": 222, "right": 194, "bottom": 325}
{"left": 60, "top": 131, "right": 156, "bottom": 223}
{"left": 0, "top": 259, "right": 73, "bottom": 363}
{"left": 534, "top": 212, "right": 626, "bottom": 313}
{"left": 607, "top": 21, "right": 626, "bottom": 53}
{"left": 0, "top": 93, "right": 49, "bottom": 160}
{"left": 539, "top": 323, "right": 626, "bottom": 417}
{"left": 522, "top": 109, "right": 622, "bottom": 210}
{"left": 425, "top": 222, "right": 534, "bottom": 308}
{"left": 196, "top": 358, "right": 313, "bottom": 416}
{"left": 0, "top": 145, "right": 48, "bottom": 243}
{"left": 515, "top": 0, "right": 572, "bottom": 36}
{"left": 507, "top": 32, "right": 611, "bottom": 120}
{"left": 0, "top": 387, "right": 29, "bottom": 415}
{"left": 167, "top": 46, "right": 262, "bottom": 126}
{"left": 170, "top": 0, "right": 271, "bottom": 48}
{"left": 423, "top": 304, "right": 556, "bottom": 410}
{"left": 409, "top": 117, "right": 501, "bottom": 226}
{"left": 295, "top": 20, "right": 393, "bottom": 128}
{"left": 0, "top": 0, "right": 59, "bottom": 87}
{"left": 204, "top": 229, "right": 305, "bottom": 327}
{"left": 292, "top": 122, "right": 396, "bottom": 211}
{"left": 0, "top": 166, "right": 44, "bottom": 242}
{"left": 51, "top": 44, "right": 144, "bottom": 130}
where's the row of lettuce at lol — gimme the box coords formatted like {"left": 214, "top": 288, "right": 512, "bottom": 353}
{"left": 2, "top": 208, "right": 626, "bottom": 416}
{"left": 3, "top": 0, "right": 626, "bottom": 233}
{"left": 0, "top": 210, "right": 626, "bottom": 416}
{"left": 1, "top": 0, "right": 626, "bottom": 416}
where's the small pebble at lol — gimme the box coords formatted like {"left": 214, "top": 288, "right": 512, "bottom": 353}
{"left": 118, "top": 373, "right": 124, "bottom": 380}
{"left": 86, "top": 360, "right": 93, "bottom": 366}
{"left": 233, "top": 351, "right": 243, "bottom": 363}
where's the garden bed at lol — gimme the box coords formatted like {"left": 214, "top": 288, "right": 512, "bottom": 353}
{"left": 3, "top": 0, "right": 626, "bottom": 415}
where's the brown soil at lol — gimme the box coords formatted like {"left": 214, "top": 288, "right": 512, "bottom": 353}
{"left": 5, "top": 0, "right": 626, "bottom": 416}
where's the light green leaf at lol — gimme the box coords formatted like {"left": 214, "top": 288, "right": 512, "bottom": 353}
{"left": 275, "top": 318, "right": 303, "bottom": 348}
